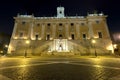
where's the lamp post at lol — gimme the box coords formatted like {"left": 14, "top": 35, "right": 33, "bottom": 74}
{"left": 92, "top": 40, "right": 97, "bottom": 57}
{"left": 24, "top": 40, "right": 30, "bottom": 58}
{"left": 5, "top": 45, "right": 8, "bottom": 48}
{"left": 4, "top": 44, "right": 8, "bottom": 55}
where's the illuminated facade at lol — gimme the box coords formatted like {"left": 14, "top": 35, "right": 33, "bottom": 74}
{"left": 8, "top": 7, "right": 113, "bottom": 56}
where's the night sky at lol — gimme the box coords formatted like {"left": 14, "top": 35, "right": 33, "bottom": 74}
{"left": 0, "top": 0, "right": 120, "bottom": 35}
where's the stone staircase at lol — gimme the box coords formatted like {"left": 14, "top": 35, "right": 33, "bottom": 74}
{"left": 68, "top": 40, "right": 90, "bottom": 55}
{"left": 13, "top": 39, "right": 111, "bottom": 56}
{"left": 31, "top": 40, "right": 53, "bottom": 55}
{"left": 68, "top": 39, "right": 110, "bottom": 55}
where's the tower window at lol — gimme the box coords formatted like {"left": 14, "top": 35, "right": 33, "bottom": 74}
{"left": 71, "top": 34, "right": 74, "bottom": 40}
{"left": 98, "top": 32, "right": 102, "bottom": 38}
{"left": 83, "top": 34, "right": 86, "bottom": 39}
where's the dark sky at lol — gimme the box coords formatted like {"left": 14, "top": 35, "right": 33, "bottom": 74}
{"left": 0, "top": 0, "right": 120, "bottom": 35}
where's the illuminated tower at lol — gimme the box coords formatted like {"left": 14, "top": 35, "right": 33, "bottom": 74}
{"left": 57, "top": 6, "right": 65, "bottom": 18}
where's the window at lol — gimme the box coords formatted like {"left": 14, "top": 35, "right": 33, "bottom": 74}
{"left": 22, "top": 21, "right": 26, "bottom": 25}
{"left": 35, "top": 35, "right": 39, "bottom": 40}
{"left": 71, "top": 34, "right": 74, "bottom": 40}
{"left": 59, "top": 23, "right": 62, "bottom": 26}
{"left": 71, "top": 23, "right": 74, "bottom": 31}
{"left": 37, "top": 23, "right": 40, "bottom": 26}
{"left": 83, "top": 34, "right": 86, "bottom": 39}
{"left": 81, "top": 23, "right": 85, "bottom": 26}
{"left": 96, "top": 20, "right": 100, "bottom": 24}
{"left": 59, "top": 34, "right": 62, "bottom": 37}
{"left": 59, "top": 34, "right": 62, "bottom": 39}
{"left": 47, "top": 24, "right": 50, "bottom": 30}
{"left": 47, "top": 35, "right": 50, "bottom": 40}
{"left": 71, "top": 23, "right": 74, "bottom": 26}
{"left": 19, "top": 32, "right": 23, "bottom": 37}
{"left": 98, "top": 32, "right": 102, "bottom": 38}
{"left": 47, "top": 23, "right": 50, "bottom": 26}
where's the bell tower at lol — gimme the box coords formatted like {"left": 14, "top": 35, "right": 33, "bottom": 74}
{"left": 57, "top": 6, "right": 65, "bottom": 18}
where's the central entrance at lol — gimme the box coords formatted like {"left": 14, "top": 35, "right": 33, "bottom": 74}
{"left": 53, "top": 39, "right": 69, "bottom": 52}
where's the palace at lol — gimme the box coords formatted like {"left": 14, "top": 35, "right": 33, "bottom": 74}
{"left": 8, "top": 6, "right": 113, "bottom": 56}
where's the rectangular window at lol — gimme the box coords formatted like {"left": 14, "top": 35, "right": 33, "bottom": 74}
{"left": 81, "top": 23, "right": 85, "bottom": 26}
{"left": 83, "top": 34, "right": 86, "bottom": 39}
{"left": 22, "top": 21, "right": 26, "bottom": 25}
{"left": 96, "top": 20, "right": 100, "bottom": 24}
{"left": 47, "top": 35, "right": 50, "bottom": 40}
{"left": 47, "top": 23, "right": 51, "bottom": 26}
{"left": 71, "top": 23, "right": 74, "bottom": 26}
{"left": 37, "top": 23, "right": 40, "bottom": 26}
{"left": 98, "top": 32, "right": 102, "bottom": 38}
{"left": 35, "top": 35, "right": 39, "bottom": 40}
{"left": 59, "top": 34, "right": 62, "bottom": 39}
{"left": 71, "top": 34, "right": 74, "bottom": 40}
{"left": 19, "top": 32, "right": 23, "bottom": 37}
{"left": 59, "top": 23, "right": 62, "bottom": 26}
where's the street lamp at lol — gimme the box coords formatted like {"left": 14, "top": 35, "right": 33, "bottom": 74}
{"left": 24, "top": 40, "right": 30, "bottom": 58}
{"left": 92, "top": 40, "right": 97, "bottom": 57}
{"left": 5, "top": 45, "right": 8, "bottom": 48}
{"left": 4, "top": 44, "right": 8, "bottom": 55}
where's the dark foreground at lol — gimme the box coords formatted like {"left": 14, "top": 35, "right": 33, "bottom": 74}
{"left": 0, "top": 56, "right": 120, "bottom": 80}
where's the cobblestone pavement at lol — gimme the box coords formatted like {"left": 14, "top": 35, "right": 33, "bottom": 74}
{"left": 0, "top": 56, "right": 120, "bottom": 80}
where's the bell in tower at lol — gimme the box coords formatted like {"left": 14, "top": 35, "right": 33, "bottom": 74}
{"left": 57, "top": 6, "right": 65, "bottom": 18}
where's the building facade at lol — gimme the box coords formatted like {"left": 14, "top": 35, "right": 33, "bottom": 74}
{"left": 8, "top": 7, "right": 114, "bottom": 56}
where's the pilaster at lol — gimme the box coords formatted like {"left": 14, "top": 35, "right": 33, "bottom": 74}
{"left": 65, "top": 24, "right": 69, "bottom": 39}
{"left": 52, "top": 24, "right": 56, "bottom": 39}
{"left": 41, "top": 24, "right": 45, "bottom": 40}
{"left": 76, "top": 23, "right": 80, "bottom": 39}
{"left": 88, "top": 21, "right": 94, "bottom": 38}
